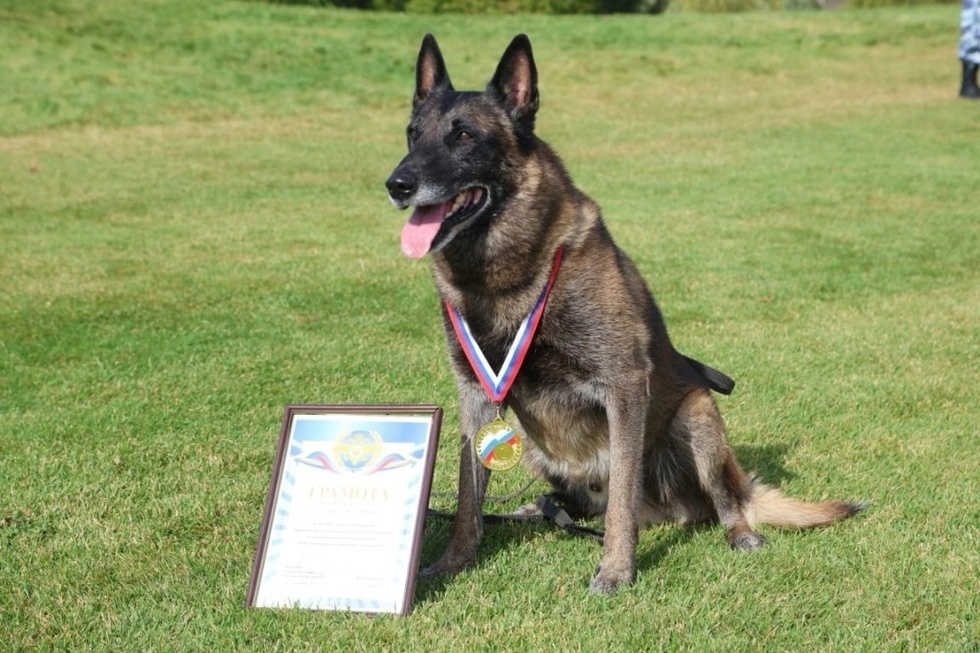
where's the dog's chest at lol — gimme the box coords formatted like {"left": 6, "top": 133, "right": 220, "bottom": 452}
{"left": 511, "top": 382, "right": 610, "bottom": 476}
{"left": 458, "top": 326, "right": 611, "bottom": 474}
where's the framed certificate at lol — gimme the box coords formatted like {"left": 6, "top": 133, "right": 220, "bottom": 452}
{"left": 246, "top": 405, "right": 442, "bottom": 615}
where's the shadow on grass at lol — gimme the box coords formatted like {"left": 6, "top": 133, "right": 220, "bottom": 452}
{"left": 636, "top": 525, "right": 699, "bottom": 572}
{"left": 412, "top": 513, "right": 558, "bottom": 604}
{"left": 732, "top": 443, "right": 797, "bottom": 485}
{"left": 414, "top": 443, "right": 800, "bottom": 603}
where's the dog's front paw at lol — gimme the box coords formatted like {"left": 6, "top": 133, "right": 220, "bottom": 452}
{"left": 588, "top": 562, "right": 636, "bottom": 596}
{"left": 418, "top": 565, "right": 443, "bottom": 578}
{"left": 419, "top": 550, "right": 476, "bottom": 578}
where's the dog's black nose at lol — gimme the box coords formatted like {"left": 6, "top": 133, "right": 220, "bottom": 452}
{"left": 386, "top": 171, "right": 416, "bottom": 202}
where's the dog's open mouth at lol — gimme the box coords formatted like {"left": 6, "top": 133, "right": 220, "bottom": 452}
{"left": 401, "top": 187, "right": 487, "bottom": 258}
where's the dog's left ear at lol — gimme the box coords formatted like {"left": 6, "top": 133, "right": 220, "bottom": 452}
{"left": 489, "top": 34, "right": 539, "bottom": 131}
{"left": 415, "top": 33, "right": 454, "bottom": 108}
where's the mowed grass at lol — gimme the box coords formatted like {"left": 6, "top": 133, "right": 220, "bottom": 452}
{"left": 1, "top": 1, "right": 978, "bottom": 650}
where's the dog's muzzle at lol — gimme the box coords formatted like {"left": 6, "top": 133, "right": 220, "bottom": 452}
{"left": 386, "top": 168, "right": 416, "bottom": 206}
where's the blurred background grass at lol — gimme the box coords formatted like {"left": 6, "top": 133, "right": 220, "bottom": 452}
{"left": 1, "top": 1, "right": 977, "bottom": 650}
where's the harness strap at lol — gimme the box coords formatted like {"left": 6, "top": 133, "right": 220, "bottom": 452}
{"left": 683, "top": 355, "right": 736, "bottom": 396}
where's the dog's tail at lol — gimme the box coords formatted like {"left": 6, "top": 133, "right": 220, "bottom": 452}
{"left": 745, "top": 476, "right": 867, "bottom": 529}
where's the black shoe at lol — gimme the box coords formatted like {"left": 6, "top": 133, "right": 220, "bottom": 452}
{"left": 960, "top": 61, "right": 980, "bottom": 99}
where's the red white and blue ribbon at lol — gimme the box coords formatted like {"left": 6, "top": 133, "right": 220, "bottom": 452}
{"left": 445, "top": 248, "right": 564, "bottom": 403}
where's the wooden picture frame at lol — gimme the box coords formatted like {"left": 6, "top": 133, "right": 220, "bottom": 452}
{"left": 246, "top": 405, "right": 442, "bottom": 615}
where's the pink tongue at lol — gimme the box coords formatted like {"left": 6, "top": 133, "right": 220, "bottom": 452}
{"left": 401, "top": 200, "right": 451, "bottom": 258}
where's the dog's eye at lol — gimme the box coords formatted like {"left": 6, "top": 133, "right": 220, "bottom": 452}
{"left": 457, "top": 131, "right": 473, "bottom": 142}
{"left": 407, "top": 127, "right": 420, "bottom": 141}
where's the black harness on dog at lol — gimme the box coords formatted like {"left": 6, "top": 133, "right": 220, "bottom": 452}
{"left": 683, "top": 355, "right": 736, "bottom": 396}
{"left": 427, "top": 358, "right": 735, "bottom": 543}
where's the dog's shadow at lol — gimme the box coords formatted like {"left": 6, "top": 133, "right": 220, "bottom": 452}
{"left": 733, "top": 443, "right": 796, "bottom": 485}
{"left": 413, "top": 443, "right": 796, "bottom": 603}
{"left": 413, "top": 511, "right": 549, "bottom": 604}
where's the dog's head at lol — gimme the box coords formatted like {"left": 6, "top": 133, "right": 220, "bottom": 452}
{"left": 386, "top": 34, "right": 540, "bottom": 258}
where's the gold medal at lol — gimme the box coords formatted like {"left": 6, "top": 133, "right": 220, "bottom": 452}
{"left": 474, "top": 417, "right": 523, "bottom": 472}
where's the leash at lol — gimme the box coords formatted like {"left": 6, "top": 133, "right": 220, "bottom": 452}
{"left": 427, "top": 493, "right": 605, "bottom": 543}
{"left": 431, "top": 478, "right": 537, "bottom": 504}
{"left": 532, "top": 494, "right": 605, "bottom": 542}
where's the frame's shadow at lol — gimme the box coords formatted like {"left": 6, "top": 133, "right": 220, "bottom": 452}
{"left": 413, "top": 442, "right": 797, "bottom": 605}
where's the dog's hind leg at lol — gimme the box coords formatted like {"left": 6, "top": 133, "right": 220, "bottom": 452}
{"left": 673, "top": 389, "right": 767, "bottom": 551}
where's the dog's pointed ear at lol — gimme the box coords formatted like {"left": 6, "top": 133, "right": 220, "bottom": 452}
{"left": 414, "top": 34, "right": 453, "bottom": 107}
{"left": 489, "top": 34, "right": 539, "bottom": 129}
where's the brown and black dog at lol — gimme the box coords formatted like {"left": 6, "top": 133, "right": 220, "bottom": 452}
{"left": 386, "top": 33, "right": 863, "bottom": 594}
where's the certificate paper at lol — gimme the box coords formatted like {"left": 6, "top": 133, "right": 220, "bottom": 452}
{"left": 247, "top": 405, "right": 442, "bottom": 615}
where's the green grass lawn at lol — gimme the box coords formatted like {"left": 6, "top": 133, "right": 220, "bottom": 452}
{"left": 1, "top": 1, "right": 977, "bottom": 650}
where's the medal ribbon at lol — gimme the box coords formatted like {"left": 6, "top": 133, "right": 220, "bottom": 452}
{"left": 445, "top": 248, "right": 564, "bottom": 404}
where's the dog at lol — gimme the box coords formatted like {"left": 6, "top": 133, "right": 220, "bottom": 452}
{"left": 385, "top": 33, "right": 864, "bottom": 595}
